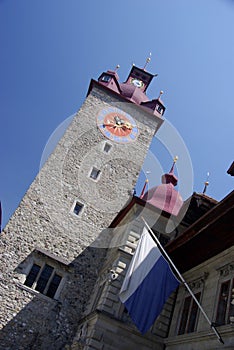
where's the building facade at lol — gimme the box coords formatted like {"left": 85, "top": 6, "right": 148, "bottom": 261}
{"left": 0, "top": 63, "right": 233, "bottom": 350}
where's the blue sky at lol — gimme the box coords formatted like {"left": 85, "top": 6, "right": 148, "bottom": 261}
{"left": 0, "top": 0, "right": 233, "bottom": 228}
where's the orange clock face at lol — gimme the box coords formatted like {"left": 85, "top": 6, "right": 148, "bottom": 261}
{"left": 97, "top": 107, "right": 138, "bottom": 143}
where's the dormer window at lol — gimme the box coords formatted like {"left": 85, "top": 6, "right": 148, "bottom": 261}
{"left": 101, "top": 75, "right": 111, "bottom": 83}
{"left": 156, "top": 104, "right": 163, "bottom": 114}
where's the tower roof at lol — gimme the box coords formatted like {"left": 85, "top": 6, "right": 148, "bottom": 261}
{"left": 142, "top": 158, "right": 183, "bottom": 216}
{"left": 96, "top": 61, "right": 166, "bottom": 117}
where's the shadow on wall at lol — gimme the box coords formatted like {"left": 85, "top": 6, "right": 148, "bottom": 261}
{"left": 0, "top": 245, "right": 107, "bottom": 350}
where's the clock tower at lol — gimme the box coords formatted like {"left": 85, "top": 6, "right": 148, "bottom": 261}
{"left": 0, "top": 62, "right": 165, "bottom": 349}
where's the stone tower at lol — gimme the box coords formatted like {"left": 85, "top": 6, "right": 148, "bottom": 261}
{"left": 0, "top": 62, "right": 165, "bottom": 349}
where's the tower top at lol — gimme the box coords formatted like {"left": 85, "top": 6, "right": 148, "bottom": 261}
{"left": 96, "top": 61, "right": 165, "bottom": 118}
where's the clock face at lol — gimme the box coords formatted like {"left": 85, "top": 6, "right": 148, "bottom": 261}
{"left": 130, "top": 78, "right": 144, "bottom": 88}
{"left": 97, "top": 107, "right": 138, "bottom": 143}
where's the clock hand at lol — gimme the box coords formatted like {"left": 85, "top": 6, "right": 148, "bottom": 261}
{"left": 122, "top": 121, "right": 133, "bottom": 130}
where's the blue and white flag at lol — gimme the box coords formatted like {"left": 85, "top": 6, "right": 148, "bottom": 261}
{"left": 119, "top": 227, "right": 180, "bottom": 334}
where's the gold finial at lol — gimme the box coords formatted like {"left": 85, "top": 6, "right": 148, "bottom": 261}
{"left": 174, "top": 156, "right": 178, "bottom": 163}
{"left": 132, "top": 62, "right": 135, "bottom": 67}
{"left": 202, "top": 172, "right": 210, "bottom": 194}
{"left": 158, "top": 90, "right": 164, "bottom": 99}
{"left": 143, "top": 52, "right": 152, "bottom": 70}
{"left": 114, "top": 64, "right": 120, "bottom": 71}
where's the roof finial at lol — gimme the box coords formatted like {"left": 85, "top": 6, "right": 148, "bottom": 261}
{"left": 202, "top": 172, "right": 210, "bottom": 194}
{"left": 143, "top": 52, "right": 152, "bottom": 70}
{"left": 114, "top": 64, "right": 120, "bottom": 72}
{"left": 140, "top": 179, "right": 149, "bottom": 199}
{"left": 169, "top": 156, "right": 178, "bottom": 173}
{"left": 158, "top": 90, "right": 164, "bottom": 99}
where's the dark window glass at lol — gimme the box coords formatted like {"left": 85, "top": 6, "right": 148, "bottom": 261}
{"left": 35, "top": 264, "right": 53, "bottom": 293}
{"left": 228, "top": 279, "right": 234, "bottom": 323}
{"left": 101, "top": 75, "right": 110, "bottom": 82}
{"left": 187, "top": 292, "right": 201, "bottom": 333}
{"left": 73, "top": 202, "right": 83, "bottom": 215}
{"left": 216, "top": 280, "right": 230, "bottom": 325}
{"left": 156, "top": 104, "right": 163, "bottom": 113}
{"left": 103, "top": 143, "right": 112, "bottom": 153}
{"left": 46, "top": 273, "right": 62, "bottom": 298}
{"left": 90, "top": 167, "right": 101, "bottom": 180}
{"left": 178, "top": 292, "right": 201, "bottom": 334}
{"left": 178, "top": 296, "right": 191, "bottom": 334}
{"left": 24, "top": 264, "right": 40, "bottom": 288}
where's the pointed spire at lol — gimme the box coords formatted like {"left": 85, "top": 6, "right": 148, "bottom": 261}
{"left": 162, "top": 156, "right": 178, "bottom": 186}
{"left": 140, "top": 179, "right": 149, "bottom": 199}
{"left": 169, "top": 156, "right": 178, "bottom": 173}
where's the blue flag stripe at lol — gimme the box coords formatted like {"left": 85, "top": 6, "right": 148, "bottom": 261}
{"left": 124, "top": 255, "right": 180, "bottom": 334}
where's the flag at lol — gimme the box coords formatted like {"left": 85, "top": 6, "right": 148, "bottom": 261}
{"left": 119, "top": 227, "right": 180, "bottom": 334}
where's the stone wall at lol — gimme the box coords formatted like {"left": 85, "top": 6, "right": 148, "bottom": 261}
{"left": 0, "top": 86, "right": 162, "bottom": 349}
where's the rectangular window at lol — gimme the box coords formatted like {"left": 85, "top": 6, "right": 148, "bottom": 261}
{"left": 90, "top": 167, "right": 101, "bottom": 180}
{"left": 46, "top": 274, "right": 62, "bottom": 298}
{"left": 24, "top": 263, "right": 62, "bottom": 299}
{"left": 73, "top": 201, "right": 83, "bottom": 215}
{"left": 35, "top": 264, "right": 53, "bottom": 293}
{"left": 101, "top": 75, "right": 111, "bottom": 82}
{"left": 216, "top": 278, "right": 234, "bottom": 326}
{"left": 24, "top": 264, "right": 41, "bottom": 288}
{"left": 103, "top": 142, "right": 112, "bottom": 153}
{"left": 178, "top": 292, "right": 201, "bottom": 334}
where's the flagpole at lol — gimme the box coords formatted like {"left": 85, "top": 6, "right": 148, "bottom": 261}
{"left": 141, "top": 217, "right": 224, "bottom": 344}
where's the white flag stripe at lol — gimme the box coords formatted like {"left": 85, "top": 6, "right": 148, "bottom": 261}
{"left": 119, "top": 227, "right": 161, "bottom": 302}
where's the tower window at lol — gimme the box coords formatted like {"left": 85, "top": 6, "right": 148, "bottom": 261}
{"left": 90, "top": 167, "right": 101, "bottom": 180}
{"left": 101, "top": 75, "right": 111, "bottom": 82}
{"left": 24, "top": 263, "right": 62, "bottom": 299}
{"left": 156, "top": 104, "right": 163, "bottom": 114}
{"left": 73, "top": 201, "right": 84, "bottom": 215}
{"left": 103, "top": 142, "right": 112, "bottom": 153}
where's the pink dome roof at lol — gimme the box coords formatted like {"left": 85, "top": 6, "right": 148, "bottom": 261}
{"left": 119, "top": 83, "right": 149, "bottom": 105}
{"left": 142, "top": 162, "right": 183, "bottom": 216}
{"left": 142, "top": 183, "right": 183, "bottom": 216}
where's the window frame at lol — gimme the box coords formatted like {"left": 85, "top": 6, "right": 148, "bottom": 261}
{"left": 103, "top": 142, "right": 112, "bottom": 153}
{"left": 89, "top": 167, "right": 101, "bottom": 181}
{"left": 17, "top": 249, "right": 70, "bottom": 301}
{"left": 178, "top": 291, "right": 201, "bottom": 335}
{"left": 176, "top": 275, "right": 207, "bottom": 335}
{"left": 215, "top": 276, "right": 234, "bottom": 326}
{"left": 24, "top": 261, "right": 63, "bottom": 299}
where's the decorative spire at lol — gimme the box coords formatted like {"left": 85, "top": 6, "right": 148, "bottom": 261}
{"left": 114, "top": 64, "right": 120, "bottom": 72}
{"left": 143, "top": 53, "right": 152, "bottom": 70}
{"left": 202, "top": 172, "right": 210, "bottom": 194}
{"left": 169, "top": 156, "right": 178, "bottom": 173}
{"left": 140, "top": 179, "right": 149, "bottom": 199}
{"left": 162, "top": 156, "right": 178, "bottom": 186}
